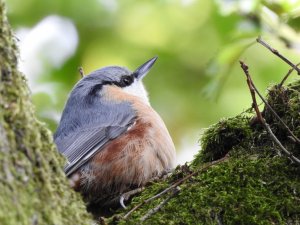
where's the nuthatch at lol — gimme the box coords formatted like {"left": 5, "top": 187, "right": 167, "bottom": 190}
{"left": 54, "top": 57, "right": 176, "bottom": 205}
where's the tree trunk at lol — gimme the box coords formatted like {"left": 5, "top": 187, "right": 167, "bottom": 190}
{"left": 0, "top": 1, "right": 91, "bottom": 224}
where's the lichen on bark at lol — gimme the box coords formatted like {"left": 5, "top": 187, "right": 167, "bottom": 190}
{"left": 0, "top": 1, "right": 91, "bottom": 224}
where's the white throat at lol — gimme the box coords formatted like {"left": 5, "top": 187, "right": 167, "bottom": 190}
{"left": 123, "top": 80, "right": 150, "bottom": 105}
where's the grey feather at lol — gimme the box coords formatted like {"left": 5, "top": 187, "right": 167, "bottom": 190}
{"left": 54, "top": 66, "right": 137, "bottom": 176}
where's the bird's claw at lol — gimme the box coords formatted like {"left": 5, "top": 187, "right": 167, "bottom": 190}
{"left": 119, "top": 187, "right": 144, "bottom": 209}
{"left": 120, "top": 194, "right": 127, "bottom": 209}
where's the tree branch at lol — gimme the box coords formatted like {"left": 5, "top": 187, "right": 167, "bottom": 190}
{"left": 123, "top": 156, "right": 228, "bottom": 220}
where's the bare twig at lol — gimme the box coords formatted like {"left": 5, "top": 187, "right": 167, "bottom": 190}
{"left": 123, "top": 199, "right": 145, "bottom": 220}
{"left": 252, "top": 38, "right": 300, "bottom": 143}
{"left": 263, "top": 124, "right": 300, "bottom": 164}
{"left": 251, "top": 81, "right": 300, "bottom": 144}
{"left": 239, "top": 61, "right": 264, "bottom": 122}
{"left": 78, "top": 67, "right": 85, "bottom": 77}
{"left": 279, "top": 62, "right": 300, "bottom": 87}
{"left": 240, "top": 58, "right": 300, "bottom": 144}
{"left": 139, "top": 187, "right": 180, "bottom": 223}
{"left": 240, "top": 61, "right": 300, "bottom": 165}
{"left": 256, "top": 37, "right": 300, "bottom": 75}
{"left": 123, "top": 156, "right": 228, "bottom": 220}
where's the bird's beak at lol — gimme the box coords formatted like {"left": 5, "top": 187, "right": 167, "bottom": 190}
{"left": 134, "top": 56, "right": 158, "bottom": 80}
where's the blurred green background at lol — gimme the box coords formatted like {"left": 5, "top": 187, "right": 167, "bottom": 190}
{"left": 6, "top": 0, "right": 300, "bottom": 163}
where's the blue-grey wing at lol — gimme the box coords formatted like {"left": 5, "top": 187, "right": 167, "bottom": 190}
{"left": 54, "top": 97, "right": 136, "bottom": 176}
{"left": 56, "top": 124, "right": 134, "bottom": 176}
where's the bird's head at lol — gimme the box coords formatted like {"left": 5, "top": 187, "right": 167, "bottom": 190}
{"left": 72, "top": 56, "right": 158, "bottom": 105}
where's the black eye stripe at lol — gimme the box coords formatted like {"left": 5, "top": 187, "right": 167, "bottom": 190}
{"left": 88, "top": 75, "right": 134, "bottom": 97}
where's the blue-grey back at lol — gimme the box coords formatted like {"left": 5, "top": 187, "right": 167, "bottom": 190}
{"left": 54, "top": 66, "right": 137, "bottom": 175}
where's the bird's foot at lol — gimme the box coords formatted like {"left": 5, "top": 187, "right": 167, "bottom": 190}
{"left": 119, "top": 187, "right": 144, "bottom": 209}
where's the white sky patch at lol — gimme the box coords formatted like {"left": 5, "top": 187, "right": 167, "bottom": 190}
{"left": 16, "top": 15, "right": 79, "bottom": 96}
{"left": 215, "top": 0, "right": 255, "bottom": 15}
{"left": 181, "top": 0, "right": 196, "bottom": 6}
{"left": 261, "top": 5, "right": 279, "bottom": 25}
{"left": 176, "top": 131, "right": 201, "bottom": 165}
{"left": 97, "top": 0, "right": 118, "bottom": 12}
{"left": 239, "top": 0, "right": 255, "bottom": 14}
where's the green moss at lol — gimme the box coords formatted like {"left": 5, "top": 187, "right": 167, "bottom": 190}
{"left": 0, "top": 1, "right": 92, "bottom": 224}
{"left": 263, "top": 81, "right": 300, "bottom": 155}
{"left": 105, "top": 80, "right": 300, "bottom": 224}
{"left": 193, "top": 114, "right": 253, "bottom": 165}
{"left": 109, "top": 156, "right": 300, "bottom": 225}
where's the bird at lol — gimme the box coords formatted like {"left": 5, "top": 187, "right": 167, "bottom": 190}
{"left": 54, "top": 57, "right": 176, "bottom": 207}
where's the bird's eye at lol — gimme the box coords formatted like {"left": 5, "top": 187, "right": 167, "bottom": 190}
{"left": 120, "top": 76, "right": 133, "bottom": 87}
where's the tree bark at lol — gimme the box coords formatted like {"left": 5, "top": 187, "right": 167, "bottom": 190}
{"left": 0, "top": 1, "right": 91, "bottom": 224}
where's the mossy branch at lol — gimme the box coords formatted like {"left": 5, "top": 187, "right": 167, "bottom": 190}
{"left": 122, "top": 156, "right": 229, "bottom": 221}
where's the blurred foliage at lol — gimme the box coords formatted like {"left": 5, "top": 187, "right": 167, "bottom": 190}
{"left": 5, "top": 0, "right": 300, "bottom": 157}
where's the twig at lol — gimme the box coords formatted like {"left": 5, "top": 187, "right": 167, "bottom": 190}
{"left": 263, "top": 124, "right": 300, "bottom": 164}
{"left": 123, "top": 156, "right": 228, "bottom": 220}
{"left": 279, "top": 62, "right": 300, "bottom": 87}
{"left": 251, "top": 81, "right": 300, "bottom": 144}
{"left": 139, "top": 187, "right": 180, "bottom": 223}
{"left": 78, "top": 67, "right": 85, "bottom": 77}
{"left": 240, "top": 59, "right": 300, "bottom": 144}
{"left": 239, "top": 62, "right": 264, "bottom": 122}
{"left": 252, "top": 38, "right": 300, "bottom": 143}
{"left": 123, "top": 201, "right": 144, "bottom": 219}
{"left": 256, "top": 36, "right": 300, "bottom": 75}
{"left": 240, "top": 61, "right": 300, "bottom": 165}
